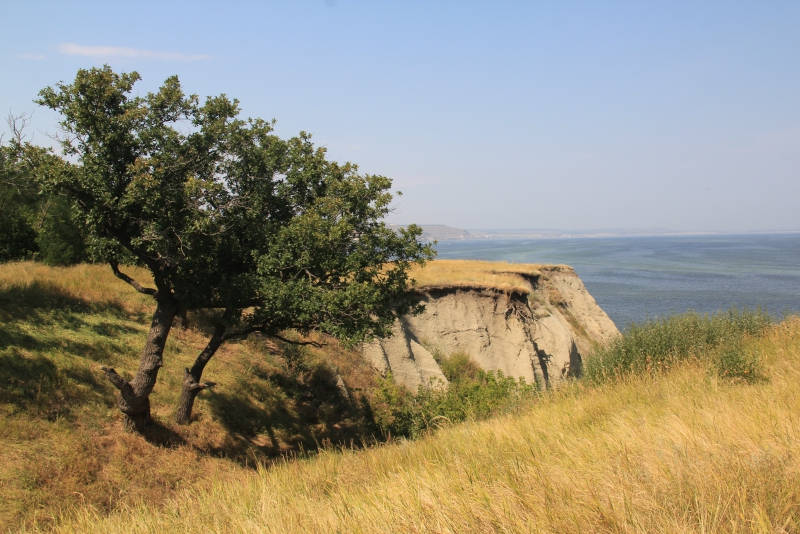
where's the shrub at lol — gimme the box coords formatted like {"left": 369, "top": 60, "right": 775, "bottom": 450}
{"left": 36, "top": 198, "right": 88, "bottom": 266}
{"left": 0, "top": 214, "right": 38, "bottom": 261}
{"left": 713, "top": 342, "right": 763, "bottom": 383}
{"left": 438, "top": 351, "right": 481, "bottom": 381}
{"left": 584, "top": 307, "right": 773, "bottom": 383}
{"left": 371, "top": 352, "right": 537, "bottom": 439}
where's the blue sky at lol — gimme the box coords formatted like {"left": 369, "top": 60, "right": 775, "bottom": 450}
{"left": 2, "top": 1, "right": 799, "bottom": 232}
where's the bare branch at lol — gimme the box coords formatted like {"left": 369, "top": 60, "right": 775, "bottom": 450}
{"left": 189, "top": 381, "right": 217, "bottom": 391}
{"left": 109, "top": 261, "right": 158, "bottom": 297}
{"left": 220, "top": 326, "right": 264, "bottom": 342}
{"left": 272, "top": 333, "right": 324, "bottom": 348}
{"left": 6, "top": 111, "right": 33, "bottom": 143}
{"left": 100, "top": 366, "right": 131, "bottom": 393}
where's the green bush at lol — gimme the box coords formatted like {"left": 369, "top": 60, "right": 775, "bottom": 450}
{"left": 584, "top": 307, "right": 773, "bottom": 383}
{"left": 713, "top": 342, "right": 763, "bottom": 383}
{"left": 438, "top": 350, "right": 481, "bottom": 381}
{"left": 2, "top": 138, "right": 88, "bottom": 265}
{"left": 36, "top": 198, "right": 88, "bottom": 266}
{"left": 0, "top": 214, "right": 38, "bottom": 261}
{"left": 371, "top": 352, "right": 537, "bottom": 439}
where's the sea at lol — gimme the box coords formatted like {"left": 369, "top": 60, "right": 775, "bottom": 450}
{"left": 433, "top": 233, "right": 800, "bottom": 330}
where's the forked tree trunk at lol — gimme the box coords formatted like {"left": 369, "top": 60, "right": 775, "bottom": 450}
{"left": 174, "top": 323, "right": 226, "bottom": 424}
{"left": 102, "top": 300, "right": 177, "bottom": 432}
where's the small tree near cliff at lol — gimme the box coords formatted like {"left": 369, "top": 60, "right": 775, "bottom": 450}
{"left": 35, "top": 66, "right": 433, "bottom": 432}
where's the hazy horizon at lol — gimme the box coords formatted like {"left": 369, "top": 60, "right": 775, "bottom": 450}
{"left": 3, "top": 1, "right": 799, "bottom": 233}
{"left": 398, "top": 224, "right": 800, "bottom": 234}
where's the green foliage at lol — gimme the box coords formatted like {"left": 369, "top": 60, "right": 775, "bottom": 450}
{"left": 1, "top": 133, "right": 40, "bottom": 261}
{"left": 371, "top": 353, "right": 536, "bottom": 439}
{"left": 36, "top": 197, "right": 88, "bottom": 266}
{"left": 1, "top": 121, "right": 89, "bottom": 265}
{"left": 712, "top": 341, "right": 764, "bottom": 383}
{"left": 438, "top": 351, "right": 481, "bottom": 381}
{"left": 34, "top": 65, "right": 434, "bottom": 339}
{"left": 0, "top": 215, "right": 38, "bottom": 261}
{"left": 584, "top": 307, "right": 774, "bottom": 383}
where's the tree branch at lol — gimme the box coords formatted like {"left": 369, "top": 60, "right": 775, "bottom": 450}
{"left": 220, "top": 326, "right": 265, "bottom": 342}
{"left": 217, "top": 326, "right": 324, "bottom": 348}
{"left": 101, "top": 366, "right": 131, "bottom": 393}
{"left": 109, "top": 261, "right": 158, "bottom": 297}
{"left": 183, "top": 368, "right": 217, "bottom": 391}
{"left": 272, "top": 333, "right": 324, "bottom": 348}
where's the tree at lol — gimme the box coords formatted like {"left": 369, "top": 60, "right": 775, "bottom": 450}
{"left": 34, "top": 66, "right": 433, "bottom": 432}
{"left": 1, "top": 115, "right": 43, "bottom": 262}
{"left": 1, "top": 114, "right": 89, "bottom": 265}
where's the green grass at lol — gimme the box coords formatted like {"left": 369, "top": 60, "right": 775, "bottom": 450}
{"left": 584, "top": 307, "right": 774, "bottom": 383}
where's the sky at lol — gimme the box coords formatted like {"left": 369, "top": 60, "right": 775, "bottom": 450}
{"left": 2, "top": 1, "right": 799, "bottom": 232}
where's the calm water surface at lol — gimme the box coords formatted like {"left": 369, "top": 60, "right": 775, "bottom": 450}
{"left": 434, "top": 234, "right": 800, "bottom": 329}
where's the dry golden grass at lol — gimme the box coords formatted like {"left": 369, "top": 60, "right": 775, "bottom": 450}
{"left": 5, "top": 261, "right": 800, "bottom": 533}
{"left": 45, "top": 319, "right": 800, "bottom": 534}
{"left": 410, "top": 259, "right": 568, "bottom": 294}
{"left": 0, "top": 261, "right": 154, "bottom": 314}
{"left": 0, "top": 262, "right": 378, "bottom": 532}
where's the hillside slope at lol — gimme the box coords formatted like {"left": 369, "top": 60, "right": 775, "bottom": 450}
{"left": 52, "top": 317, "right": 800, "bottom": 534}
{"left": 0, "top": 263, "right": 380, "bottom": 531}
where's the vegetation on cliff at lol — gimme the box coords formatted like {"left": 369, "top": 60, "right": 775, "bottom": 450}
{"left": 408, "top": 258, "right": 551, "bottom": 293}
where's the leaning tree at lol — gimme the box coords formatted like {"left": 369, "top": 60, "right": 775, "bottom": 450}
{"left": 34, "top": 66, "right": 433, "bottom": 432}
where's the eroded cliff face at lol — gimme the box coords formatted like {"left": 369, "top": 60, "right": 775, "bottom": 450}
{"left": 363, "top": 267, "right": 618, "bottom": 391}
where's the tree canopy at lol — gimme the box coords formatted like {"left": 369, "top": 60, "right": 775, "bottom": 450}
{"left": 1, "top": 116, "right": 88, "bottom": 265}
{"left": 33, "top": 66, "right": 434, "bottom": 431}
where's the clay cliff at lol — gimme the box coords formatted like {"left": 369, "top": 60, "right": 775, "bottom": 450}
{"left": 363, "top": 261, "right": 618, "bottom": 390}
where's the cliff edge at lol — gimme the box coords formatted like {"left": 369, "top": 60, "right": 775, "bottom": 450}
{"left": 363, "top": 260, "right": 618, "bottom": 390}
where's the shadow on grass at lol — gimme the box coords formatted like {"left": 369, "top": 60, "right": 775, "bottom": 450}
{"left": 204, "top": 361, "right": 374, "bottom": 462}
{"left": 0, "top": 309, "right": 139, "bottom": 361}
{"left": 0, "top": 348, "right": 113, "bottom": 417}
{"left": 0, "top": 279, "right": 140, "bottom": 320}
{"left": 0, "top": 284, "right": 146, "bottom": 416}
{"left": 1, "top": 279, "right": 379, "bottom": 464}
{"left": 141, "top": 420, "right": 189, "bottom": 448}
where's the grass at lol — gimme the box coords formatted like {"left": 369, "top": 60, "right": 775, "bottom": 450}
{"left": 409, "top": 259, "right": 568, "bottom": 294}
{"left": 0, "top": 262, "right": 382, "bottom": 531}
{"left": 45, "top": 316, "right": 800, "bottom": 533}
{"left": 4, "top": 261, "right": 800, "bottom": 533}
{"left": 585, "top": 307, "right": 775, "bottom": 383}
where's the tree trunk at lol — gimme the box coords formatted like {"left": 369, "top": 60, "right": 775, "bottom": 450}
{"left": 174, "top": 308, "right": 189, "bottom": 330}
{"left": 102, "top": 299, "right": 177, "bottom": 432}
{"left": 174, "top": 323, "right": 225, "bottom": 424}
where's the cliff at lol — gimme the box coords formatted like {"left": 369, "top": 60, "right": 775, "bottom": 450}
{"left": 363, "top": 260, "right": 618, "bottom": 390}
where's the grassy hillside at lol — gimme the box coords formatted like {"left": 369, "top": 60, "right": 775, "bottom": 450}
{"left": 0, "top": 261, "right": 537, "bottom": 531}
{"left": 3, "top": 261, "right": 799, "bottom": 532}
{"left": 51, "top": 316, "right": 800, "bottom": 533}
{"left": 0, "top": 262, "right": 382, "bottom": 531}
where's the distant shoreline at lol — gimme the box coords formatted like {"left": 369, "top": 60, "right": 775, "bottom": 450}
{"left": 462, "top": 229, "right": 800, "bottom": 240}
{"left": 389, "top": 224, "right": 800, "bottom": 242}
